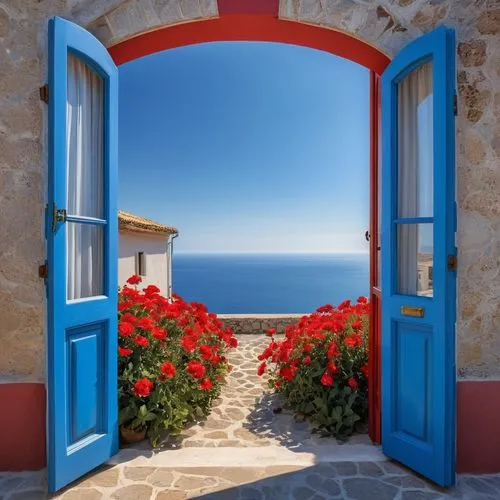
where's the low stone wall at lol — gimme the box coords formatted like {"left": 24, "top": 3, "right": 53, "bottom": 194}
{"left": 218, "top": 314, "right": 304, "bottom": 335}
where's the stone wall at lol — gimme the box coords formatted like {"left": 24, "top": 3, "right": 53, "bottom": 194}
{"left": 0, "top": 0, "right": 498, "bottom": 382}
{"left": 218, "top": 314, "right": 304, "bottom": 335}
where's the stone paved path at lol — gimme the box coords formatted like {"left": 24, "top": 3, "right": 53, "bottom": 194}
{"left": 1, "top": 335, "right": 500, "bottom": 500}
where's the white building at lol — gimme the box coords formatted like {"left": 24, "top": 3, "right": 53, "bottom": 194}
{"left": 118, "top": 210, "right": 178, "bottom": 298}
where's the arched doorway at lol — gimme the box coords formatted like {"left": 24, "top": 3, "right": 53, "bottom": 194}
{"left": 108, "top": 7, "right": 390, "bottom": 450}
{"left": 46, "top": 2, "right": 456, "bottom": 492}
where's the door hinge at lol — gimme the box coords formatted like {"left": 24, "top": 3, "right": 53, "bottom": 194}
{"left": 39, "top": 262, "right": 48, "bottom": 280}
{"left": 453, "top": 95, "right": 458, "bottom": 116}
{"left": 39, "top": 84, "right": 49, "bottom": 104}
{"left": 447, "top": 254, "right": 457, "bottom": 271}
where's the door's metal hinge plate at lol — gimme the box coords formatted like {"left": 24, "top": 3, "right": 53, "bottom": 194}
{"left": 448, "top": 254, "right": 457, "bottom": 271}
{"left": 39, "top": 262, "right": 48, "bottom": 280}
{"left": 453, "top": 94, "right": 458, "bottom": 116}
{"left": 40, "top": 84, "right": 49, "bottom": 104}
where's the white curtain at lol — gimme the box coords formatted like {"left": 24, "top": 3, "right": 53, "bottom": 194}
{"left": 66, "top": 54, "right": 104, "bottom": 300}
{"left": 397, "top": 62, "right": 433, "bottom": 295}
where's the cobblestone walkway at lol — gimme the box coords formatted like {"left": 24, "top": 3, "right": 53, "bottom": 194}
{"left": 1, "top": 335, "right": 500, "bottom": 500}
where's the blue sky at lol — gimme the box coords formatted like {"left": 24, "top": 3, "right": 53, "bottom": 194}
{"left": 119, "top": 42, "right": 370, "bottom": 254}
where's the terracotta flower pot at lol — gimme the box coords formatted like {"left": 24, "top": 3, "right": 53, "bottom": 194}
{"left": 120, "top": 425, "right": 146, "bottom": 444}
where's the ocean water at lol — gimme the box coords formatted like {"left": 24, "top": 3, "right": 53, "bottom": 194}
{"left": 173, "top": 253, "right": 369, "bottom": 314}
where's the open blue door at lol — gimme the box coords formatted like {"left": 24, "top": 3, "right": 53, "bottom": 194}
{"left": 381, "top": 27, "right": 456, "bottom": 486}
{"left": 47, "top": 17, "right": 118, "bottom": 492}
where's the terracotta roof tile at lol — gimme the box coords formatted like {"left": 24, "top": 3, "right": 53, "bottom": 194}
{"left": 118, "top": 210, "right": 177, "bottom": 235}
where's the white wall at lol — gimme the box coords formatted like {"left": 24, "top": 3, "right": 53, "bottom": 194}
{"left": 119, "top": 231, "right": 170, "bottom": 296}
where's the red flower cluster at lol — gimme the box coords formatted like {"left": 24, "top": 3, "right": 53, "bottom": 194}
{"left": 256, "top": 297, "right": 370, "bottom": 437}
{"left": 118, "top": 275, "right": 238, "bottom": 444}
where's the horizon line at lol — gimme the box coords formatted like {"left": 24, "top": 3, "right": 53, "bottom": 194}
{"left": 175, "top": 250, "right": 370, "bottom": 255}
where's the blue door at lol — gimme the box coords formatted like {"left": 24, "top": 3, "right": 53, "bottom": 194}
{"left": 47, "top": 17, "right": 118, "bottom": 492}
{"left": 381, "top": 27, "right": 456, "bottom": 486}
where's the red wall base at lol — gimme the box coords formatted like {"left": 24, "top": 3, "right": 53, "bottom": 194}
{"left": 0, "top": 383, "right": 46, "bottom": 471}
{"left": 456, "top": 380, "right": 500, "bottom": 473}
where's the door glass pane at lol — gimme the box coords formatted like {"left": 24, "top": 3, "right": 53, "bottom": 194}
{"left": 66, "top": 54, "right": 104, "bottom": 219}
{"left": 397, "top": 61, "right": 433, "bottom": 218}
{"left": 397, "top": 223, "right": 433, "bottom": 296}
{"left": 67, "top": 223, "right": 104, "bottom": 300}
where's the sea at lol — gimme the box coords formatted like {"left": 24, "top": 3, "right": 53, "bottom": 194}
{"left": 172, "top": 253, "right": 369, "bottom": 314}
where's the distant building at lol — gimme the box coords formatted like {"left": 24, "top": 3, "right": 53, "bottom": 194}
{"left": 417, "top": 253, "right": 433, "bottom": 296}
{"left": 118, "top": 210, "right": 178, "bottom": 298}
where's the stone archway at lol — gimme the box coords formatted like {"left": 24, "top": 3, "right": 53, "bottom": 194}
{"left": 0, "top": 0, "right": 499, "bottom": 476}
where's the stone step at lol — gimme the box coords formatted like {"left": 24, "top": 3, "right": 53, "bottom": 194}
{"left": 107, "top": 443, "right": 387, "bottom": 469}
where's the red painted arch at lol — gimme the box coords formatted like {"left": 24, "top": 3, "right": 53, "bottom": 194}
{"left": 108, "top": 14, "right": 390, "bottom": 73}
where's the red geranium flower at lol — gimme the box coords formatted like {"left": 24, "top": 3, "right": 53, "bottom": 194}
{"left": 121, "top": 312, "right": 138, "bottom": 324}
{"left": 321, "top": 372, "right": 334, "bottom": 387}
{"left": 127, "top": 275, "right": 142, "bottom": 285}
{"left": 118, "top": 346, "right": 133, "bottom": 357}
{"left": 136, "top": 317, "right": 154, "bottom": 331}
{"left": 351, "top": 319, "right": 363, "bottom": 331}
{"left": 347, "top": 377, "right": 359, "bottom": 389}
{"left": 327, "top": 342, "right": 339, "bottom": 359}
{"left": 144, "top": 284, "right": 160, "bottom": 296}
{"left": 266, "top": 328, "right": 276, "bottom": 337}
{"left": 133, "top": 335, "right": 149, "bottom": 348}
{"left": 279, "top": 365, "right": 297, "bottom": 382}
{"left": 181, "top": 336, "right": 197, "bottom": 352}
{"left": 327, "top": 361, "right": 338, "bottom": 374}
{"left": 303, "top": 356, "right": 312, "bottom": 366}
{"left": 228, "top": 336, "right": 238, "bottom": 348}
{"left": 199, "top": 377, "right": 213, "bottom": 391}
{"left": 118, "top": 321, "right": 134, "bottom": 337}
{"left": 357, "top": 296, "right": 368, "bottom": 304}
{"left": 338, "top": 299, "right": 352, "bottom": 311}
{"left": 200, "top": 344, "right": 213, "bottom": 361}
{"left": 345, "top": 333, "right": 362, "bottom": 348}
{"left": 257, "top": 361, "right": 267, "bottom": 376}
{"left": 133, "top": 377, "right": 153, "bottom": 397}
{"left": 316, "top": 304, "right": 334, "bottom": 314}
{"left": 160, "top": 362, "right": 176, "bottom": 379}
{"left": 360, "top": 363, "right": 369, "bottom": 379}
{"left": 186, "top": 360, "right": 206, "bottom": 379}
{"left": 152, "top": 327, "right": 167, "bottom": 340}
